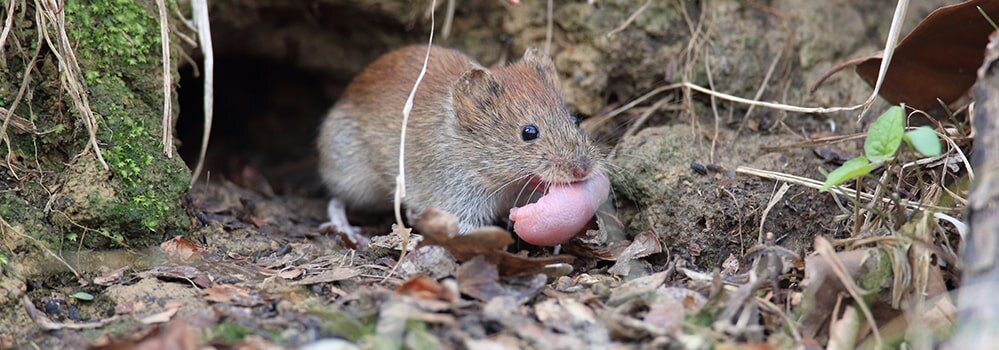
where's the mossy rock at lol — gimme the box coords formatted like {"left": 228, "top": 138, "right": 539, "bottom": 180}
{"left": 1, "top": 0, "right": 191, "bottom": 249}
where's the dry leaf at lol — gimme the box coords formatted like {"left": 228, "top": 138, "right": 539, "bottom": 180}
{"left": 160, "top": 237, "right": 208, "bottom": 261}
{"left": 203, "top": 284, "right": 262, "bottom": 306}
{"left": 90, "top": 320, "right": 199, "bottom": 350}
{"left": 456, "top": 256, "right": 546, "bottom": 302}
{"left": 278, "top": 268, "right": 304, "bottom": 280}
{"left": 396, "top": 276, "right": 454, "bottom": 302}
{"left": 292, "top": 267, "right": 361, "bottom": 285}
{"left": 815, "top": 0, "right": 999, "bottom": 109}
{"left": 139, "top": 303, "right": 181, "bottom": 324}
{"left": 607, "top": 271, "right": 668, "bottom": 306}
{"left": 94, "top": 266, "right": 129, "bottom": 286}
{"left": 415, "top": 209, "right": 575, "bottom": 277}
{"left": 142, "top": 265, "right": 213, "bottom": 288}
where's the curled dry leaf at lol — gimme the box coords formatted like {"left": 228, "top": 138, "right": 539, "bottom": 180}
{"left": 414, "top": 208, "right": 575, "bottom": 277}
{"left": 814, "top": 0, "right": 999, "bottom": 109}
{"left": 160, "top": 236, "right": 207, "bottom": 261}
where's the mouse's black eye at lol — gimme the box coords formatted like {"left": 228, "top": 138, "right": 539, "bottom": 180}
{"left": 521, "top": 124, "right": 539, "bottom": 142}
{"left": 570, "top": 115, "right": 580, "bottom": 127}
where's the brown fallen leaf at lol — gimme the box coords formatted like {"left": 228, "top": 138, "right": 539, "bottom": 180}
{"left": 141, "top": 265, "right": 213, "bottom": 289}
{"left": 607, "top": 271, "right": 669, "bottom": 306}
{"left": 139, "top": 303, "right": 182, "bottom": 324}
{"left": 203, "top": 284, "right": 262, "bottom": 307}
{"left": 607, "top": 231, "right": 663, "bottom": 276}
{"left": 278, "top": 268, "right": 304, "bottom": 280}
{"left": 799, "top": 246, "right": 889, "bottom": 340}
{"left": 89, "top": 320, "right": 199, "bottom": 350}
{"left": 457, "top": 256, "right": 546, "bottom": 302}
{"left": 291, "top": 267, "right": 361, "bottom": 285}
{"left": 94, "top": 266, "right": 129, "bottom": 286}
{"left": 160, "top": 237, "right": 207, "bottom": 261}
{"left": 396, "top": 276, "right": 455, "bottom": 303}
{"left": 814, "top": 0, "right": 999, "bottom": 109}
{"left": 414, "top": 208, "right": 575, "bottom": 276}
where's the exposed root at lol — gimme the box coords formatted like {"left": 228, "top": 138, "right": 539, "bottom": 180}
{"left": 156, "top": 0, "right": 173, "bottom": 158}
{"left": 35, "top": 0, "right": 108, "bottom": 170}
{"left": 190, "top": 0, "right": 215, "bottom": 186}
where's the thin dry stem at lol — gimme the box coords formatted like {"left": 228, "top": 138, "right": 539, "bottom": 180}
{"left": 703, "top": 51, "right": 720, "bottom": 163}
{"left": 190, "top": 0, "right": 214, "bottom": 186}
{"left": 386, "top": 0, "right": 438, "bottom": 282}
{"left": 607, "top": 0, "right": 652, "bottom": 37}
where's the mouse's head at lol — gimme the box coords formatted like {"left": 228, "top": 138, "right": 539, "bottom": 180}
{"left": 450, "top": 47, "right": 601, "bottom": 189}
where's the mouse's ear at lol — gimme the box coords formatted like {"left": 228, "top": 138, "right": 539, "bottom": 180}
{"left": 454, "top": 68, "right": 500, "bottom": 97}
{"left": 452, "top": 68, "right": 501, "bottom": 124}
{"left": 522, "top": 47, "right": 558, "bottom": 84}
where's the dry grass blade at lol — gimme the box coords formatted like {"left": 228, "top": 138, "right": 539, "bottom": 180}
{"left": 190, "top": 0, "right": 214, "bottom": 186}
{"left": 859, "top": 0, "right": 909, "bottom": 119}
{"left": 758, "top": 183, "right": 790, "bottom": 243}
{"left": 387, "top": 0, "right": 437, "bottom": 282}
{"left": 735, "top": 166, "right": 955, "bottom": 212}
{"left": 814, "top": 236, "right": 882, "bottom": 348}
{"left": 37, "top": 0, "right": 107, "bottom": 170}
{"left": 156, "top": 0, "right": 173, "bottom": 157}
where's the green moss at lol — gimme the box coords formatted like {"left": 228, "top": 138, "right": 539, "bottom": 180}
{"left": 65, "top": 0, "right": 160, "bottom": 85}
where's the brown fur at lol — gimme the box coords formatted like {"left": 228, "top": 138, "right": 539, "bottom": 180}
{"left": 318, "top": 45, "right": 601, "bottom": 233}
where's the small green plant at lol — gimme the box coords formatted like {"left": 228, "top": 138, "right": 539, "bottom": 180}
{"left": 821, "top": 106, "right": 943, "bottom": 191}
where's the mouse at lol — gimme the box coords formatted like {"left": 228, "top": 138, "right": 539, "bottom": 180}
{"left": 317, "top": 45, "right": 606, "bottom": 246}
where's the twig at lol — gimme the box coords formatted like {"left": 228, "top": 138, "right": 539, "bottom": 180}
{"left": 190, "top": 0, "right": 214, "bottom": 186}
{"left": 155, "top": 0, "right": 173, "bottom": 157}
{"left": 0, "top": 216, "right": 80, "bottom": 278}
{"left": 735, "top": 43, "right": 784, "bottom": 138}
{"left": 386, "top": 0, "right": 438, "bottom": 283}
{"left": 606, "top": 0, "right": 652, "bottom": 37}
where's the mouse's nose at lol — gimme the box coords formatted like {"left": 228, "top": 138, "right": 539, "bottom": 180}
{"left": 571, "top": 156, "right": 591, "bottom": 180}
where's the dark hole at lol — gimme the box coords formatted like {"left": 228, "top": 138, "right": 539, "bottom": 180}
{"left": 176, "top": 56, "right": 344, "bottom": 196}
